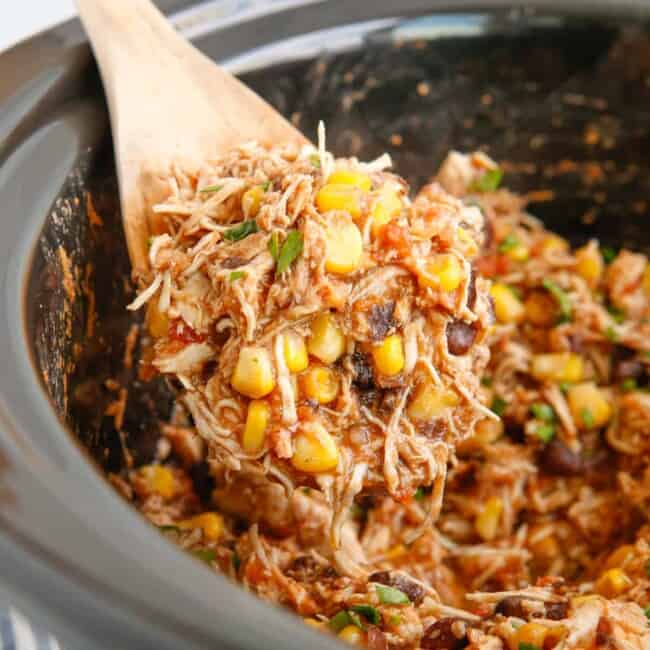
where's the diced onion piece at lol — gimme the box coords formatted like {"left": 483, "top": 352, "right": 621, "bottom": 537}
{"left": 308, "top": 313, "right": 346, "bottom": 364}
{"left": 291, "top": 421, "right": 339, "bottom": 473}
{"left": 242, "top": 400, "right": 271, "bottom": 452}
{"left": 231, "top": 347, "right": 275, "bottom": 398}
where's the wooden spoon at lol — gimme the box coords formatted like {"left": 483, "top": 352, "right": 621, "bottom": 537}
{"left": 76, "top": 0, "right": 307, "bottom": 275}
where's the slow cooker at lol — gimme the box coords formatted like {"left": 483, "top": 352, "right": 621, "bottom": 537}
{"left": 1, "top": 1, "right": 650, "bottom": 648}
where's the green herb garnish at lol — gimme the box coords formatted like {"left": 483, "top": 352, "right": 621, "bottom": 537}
{"left": 621, "top": 378, "right": 638, "bottom": 392}
{"left": 481, "top": 376, "right": 493, "bottom": 387}
{"left": 535, "top": 423, "right": 556, "bottom": 443}
{"left": 347, "top": 610, "right": 364, "bottom": 630}
{"left": 581, "top": 407, "right": 595, "bottom": 428}
{"left": 607, "top": 305, "right": 626, "bottom": 324}
{"left": 498, "top": 234, "right": 519, "bottom": 253}
{"left": 268, "top": 231, "right": 280, "bottom": 261}
{"left": 604, "top": 326, "right": 619, "bottom": 342}
{"left": 414, "top": 486, "right": 425, "bottom": 502}
{"left": 229, "top": 271, "right": 246, "bottom": 282}
{"left": 191, "top": 549, "right": 217, "bottom": 564}
{"left": 329, "top": 611, "right": 352, "bottom": 633}
{"left": 275, "top": 230, "right": 304, "bottom": 276}
{"left": 491, "top": 396, "right": 507, "bottom": 417}
{"left": 261, "top": 181, "right": 271, "bottom": 192}
{"left": 644, "top": 558, "right": 650, "bottom": 577}
{"left": 601, "top": 246, "right": 618, "bottom": 264}
{"left": 375, "top": 584, "right": 410, "bottom": 605}
{"left": 309, "top": 153, "right": 321, "bottom": 168}
{"left": 519, "top": 644, "right": 542, "bottom": 650}
{"left": 389, "top": 614, "right": 402, "bottom": 626}
{"left": 644, "top": 604, "right": 650, "bottom": 620}
{"left": 349, "top": 605, "right": 381, "bottom": 626}
{"left": 559, "top": 382, "right": 570, "bottom": 394}
{"left": 542, "top": 278, "right": 572, "bottom": 323}
{"left": 470, "top": 168, "right": 503, "bottom": 193}
{"left": 223, "top": 219, "right": 258, "bottom": 242}
{"left": 530, "top": 403, "right": 555, "bottom": 422}
{"left": 157, "top": 524, "right": 181, "bottom": 533}
{"left": 200, "top": 184, "right": 223, "bottom": 193}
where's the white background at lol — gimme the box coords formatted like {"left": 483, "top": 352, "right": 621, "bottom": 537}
{"left": 1, "top": 1, "right": 77, "bottom": 53}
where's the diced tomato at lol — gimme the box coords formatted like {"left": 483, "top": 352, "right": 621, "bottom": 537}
{"left": 475, "top": 253, "right": 510, "bottom": 278}
{"left": 378, "top": 222, "right": 411, "bottom": 257}
{"left": 168, "top": 320, "right": 206, "bottom": 343}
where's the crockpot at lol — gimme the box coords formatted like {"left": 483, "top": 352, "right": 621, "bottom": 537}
{"left": 1, "top": 1, "right": 650, "bottom": 648}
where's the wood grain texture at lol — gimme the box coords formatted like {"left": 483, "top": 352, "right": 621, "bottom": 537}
{"left": 76, "top": 0, "right": 307, "bottom": 274}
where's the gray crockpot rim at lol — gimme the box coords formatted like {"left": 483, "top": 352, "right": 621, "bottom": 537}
{"left": 1, "top": 1, "right": 649, "bottom": 649}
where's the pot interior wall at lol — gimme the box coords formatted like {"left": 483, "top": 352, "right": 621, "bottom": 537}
{"left": 27, "top": 14, "right": 650, "bottom": 476}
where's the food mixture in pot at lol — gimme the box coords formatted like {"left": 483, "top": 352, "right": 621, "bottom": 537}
{"left": 116, "top": 145, "right": 650, "bottom": 648}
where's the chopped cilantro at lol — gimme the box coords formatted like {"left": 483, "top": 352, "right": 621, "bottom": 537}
{"left": 347, "top": 610, "right": 364, "bottom": 629}
{"left": 470, "top": 168, "right": 503, "bottom": 193}
{"left": 229, "top": 271, "right": 246, "bottom": 282}
{"left": 481, "top": 376, "right": 493, "bottom": 387}
{"left": 261, "top": 180, "right": 271, "bottom": 191}
{"left": 191, "top": 549, "right": 217, "bottom": 564}
{"left": 559, "top": 382, "right": 570, "bottom": 394}
{"left": 275, "top": 230, "right": 304, "bottom": 276}
{"left": 375, "top": 584, "right": 410, "bottom": 605}
{"left": 519, "top": 644, "right": 542, "bottom": 650}
{"left": 604, "top": 326, "right": 619, "bottom": 342}
{"left": 498, "top": 234, "right": 519, "bottom": 253}
{"left": 268, "top": 231, "right": 280, "bottom": 261}
{"left": 200, "top": 184, "right": 223, "bottom": 193}
{"left": 535, "top": 423, "right": 556, "bottom": 443}
{"left": 621, "top": 378, "right": 638, "bottom": 392}
{"left": 349, "top": 605, "right": 381, "bottom": 626}
{"left": 414, "top": 486, "right": 425, "bottom": 502}
{"left": 309, "top": 153, "right": 321, "bottom": 168}
{"left": 645, "top": 605, "right": 650, "bottom": 620}
{"left": 607, "top": 305, "right": 626, "bottom": 324}
{"left": 329, "top": 611, "right": 352, "bottom": 633}
{"left": 490, "top": 396, "right": 507, "bottom": 417}
{"left": 581, "top": 407, "right": 595, "bottom": 428}
{"left": 157, "top": 524, "right": 181, "bottom": 533}
{"left": 601, "top": 246, "right": 618, "bottom": 264}
{"left": 223, "top": 219, "right": 258, "bottom": 242}
{"left": 530, "top": 403, "right": 555, "bottom": 422}
{"left": 542, "top": 278, "right": 572, "bottom": 323}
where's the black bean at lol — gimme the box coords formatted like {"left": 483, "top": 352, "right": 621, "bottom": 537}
{"left": 545, "top": 601, "right": 568, "bottom": 621}
{"left": 494, "top": 596, "right": 526, "bottom": 618}
{"left": 421, "top": 619, "right": 469, "bottom": 650}
{"left": 351, "top": 351, "right": 375, "bottom": 390}
{"left": 189, "top": 461, "right": 215, "bottom": 505}
{"left": 612, "top": 358, "right": 643, "bottom": 383}
{"left": 446, "top": 319, "right": 477, "bottom": 356}
{"left": 368, "top": 571, "right": 425, "bottom": 605}
{"left": 540, "top": 438, "right": 583, "bottom": 476}
{"left": 369, "top": 301, "right": 395, "bottom": 341}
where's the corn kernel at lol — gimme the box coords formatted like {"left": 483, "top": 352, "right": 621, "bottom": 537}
{"left": 505, "top": 242, "right": 530, "bottom": 263}
{"left": 408, "top": 382, "right": 459, "bottom": 421}
{"left": 575, "top": 245, "right": 603, "bottom": 287}
{"left": 242, "top": 185, "right": 265, "bottom": 218}
{"left": 324, "top": 214, "right": 363, "bottom": 274}
{"left": 338, "top": 625, "right": 365, "bottom": 645}
{"left": 302, "top": 365, "right": 339, "bottom": 404}
{"left": 291, "top": 421, "right": 339, "bottom": 473}
{"left": 457, "top": 226, "right": 479, "bottom": 257}
{"left": 138, "top": 465, "right": 177, "bottom": 500}
{"left": 327, "top": 169, "right": 372, "bottom": 191}
{"left": 473, "top": 418, "right": 504, "bottom": 445}
{"left": 524, "top": 291, "right": 557, "bottom": 327}
{"left": 531, "top": 534, "right": 560, "bottom": 559}
{"left": 512, "top": 622, "right": 548, "bottom": 650}
{"left": 418, "top": 254, "right": 464, "bottom": 292}
{"left": 490, "top": 283, "right": 525, "bottom": 324}
{"left": 540, "top": 234, "right": 569, "bottom": 255}
{"left": 231, "top": 347, "right": 275, "bottom": 398}
{"left": 242, "top": 400, "right": 270, "bottom": 453}
{"left": 643, "top": 265, "right": 650, "bottom": 297}
{"left": 606, "top": 545, "right": 635, "bottom": 570}
{"left": 475, "top": 496, "right": 503, "bottom": 541}
{"left": 371, "top": 184, "right": 403, "bottom": 236}
{"left": 567, "top": 382, "right": 612, "bottom": 429}
{"left": 178, "top": 512, "right": 224, "bottom": 541}
{"left": 283, "top": 332, "right": 309, "bottom": 373}
{"left": 531, "top": 352, "right": 584, "bottom": 384}
{"left": 316, "top": 183, "right": 362, "bottom": 219}
{"left": 372, "top": 334, "right": 405, "bottom": 376}
{"left": 146, "top": 299, "right": 169, "bottom": 338}
{"left": 595, "top": 568, "right": 632, "bottom": 598}
{"left": 308, "top": 313, "right": 346, "bottom": 364}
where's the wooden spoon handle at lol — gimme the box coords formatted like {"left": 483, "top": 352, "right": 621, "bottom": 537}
{"left": 76, "top": 0, "right": 305, "bottom": 273}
